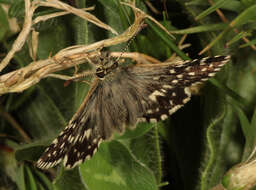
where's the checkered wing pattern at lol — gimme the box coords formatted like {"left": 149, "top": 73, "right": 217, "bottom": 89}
{"left": 37, "top": 55, "right": 230, "bottom": 169}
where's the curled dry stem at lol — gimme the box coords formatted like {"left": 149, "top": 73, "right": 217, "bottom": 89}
{"left": 0, "top": 0, "right": 34, "bottom": 72}
{"left": 0, "top": 4, "right": 147, "bottom": 95}
{"left": 0, "top": 0, "right": 116, "bottom": 73}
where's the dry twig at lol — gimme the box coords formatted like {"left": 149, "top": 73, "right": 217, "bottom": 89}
{"left": 0, "top": 1, "right": 172, "bottom": 96}
{"left": 0, "top": 2, "right": 146, "bottom": 95}
{"left": 0, "top": 0, "right": 117, "bottom": 73}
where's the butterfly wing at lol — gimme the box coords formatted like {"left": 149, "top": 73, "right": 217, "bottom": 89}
{"left": 36, "top": 80, "right": 102, "bottom": 169}
{"left": 37, "top": 74, "right": 149, "bottom": 169}
{"left": 127, "top": 55, "right": 230, "bottom": 122}
{"left": 37, "top": 55, "right": 230, "bottom": 169}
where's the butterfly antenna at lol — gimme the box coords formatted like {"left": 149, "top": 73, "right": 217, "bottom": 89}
{"left": 115, "top": 23, "right": 147, "bottom": 62}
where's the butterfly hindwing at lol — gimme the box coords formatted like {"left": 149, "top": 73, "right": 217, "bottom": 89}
{"left": 37, "top": 81, "right": 103, "bottom": 169}
{"left": 37, "top": 75, "right": 149, "bottom": 169}
{"left": 128, "top": 55, "right": 230, "bottom": 122}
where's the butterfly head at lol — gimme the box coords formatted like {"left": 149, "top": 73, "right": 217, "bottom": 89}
{"left": 95, "top": 58, "right": 118, "bottom": 79}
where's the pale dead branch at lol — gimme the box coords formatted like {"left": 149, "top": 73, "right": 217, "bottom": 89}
{"left": 0, "top": 0, "right": 116, "bottom": 72}
{"left": 0, "top": 5, "right": 147, "bottom": 95}
{"left": 0, "top": 0, "right": 34, "bottom": 72}
{"left": 33, "top": 6, "right": 95, "bottom": 25}
{"left": 37, "top": 0, "right": 117, "bottom": 34}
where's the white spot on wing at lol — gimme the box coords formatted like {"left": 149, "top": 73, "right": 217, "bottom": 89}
{"left": 172, "top": 80, "right": 178, "bottom": 84}
{"left": 149, "top": 90, "right": 165, "bottom": 102}
{"left": 147, "top": 109, "right": 153, "bottom": 114}
{"left": 177, "top": 74, "right": 183, "bottom": 78}
{"left": 161, "top": 114, "right": 168, "bottom": 120}
{"left": 81, "top": 116, "right": 86, "bottom": 123}
{"left": 60, "top": 143, "right": 65, "bottom": 149}
{"left": 161, "top": 89, "right": 167, "bottom": 93}
{"left": 93, "top": 148, "right": 97, "bottom": 155}
{"left": 188, "top": 72, "right": 195, "bottom": 76}
{"left": 68, "top": 135, "right": 74, "bottom": 142}
{"left": 98, "top": 138, "right": 103, "bottom": 146}
{"left": 93, "top": 138, "right": 97, "bottom": 144}
{"left": 208, "top": 73, "right": 216, "bottom": 77}
{"left": 201, "top": 57, "right": 208, "bottom": 62}
{"left": 150, "top": 118, "right": 157, "bottom": 123}
{"left": 169, "top": 105, "right": 182, "bottom": 115}
{"left": 52, "top": 139, "right": 58, "bottom": 144}
{"left": 85, "top": 128, "right": 92, "bottom": 139}
{"left": 218, "top": 63, "right": 226, "bottom": 67}
{"left": 170, "top": 69, "right": 176, "bottom": 74}
{"left": 138, "top": 118, "right": 147, "bottom": 122}
{"left": 72, "top": 159, "right": 83, "bottom": 168}
{"left": 163, "top": 85, "right": 173, "bottom": 89}
{"left": 85, "top": 155, "right": 91, "bottom": 160}
{"left": 63, "top": 155, "right": 68, "bottom": 166}
{"left": 184, "top": 87, "right": 191, "bottom": 96}
{"left": 185, "top": 66, "right": 191, "bottom": 71}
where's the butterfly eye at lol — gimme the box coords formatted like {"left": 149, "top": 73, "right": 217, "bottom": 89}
{"left": 99, "top": 57, "right": 105, "bottom": 62}
{"left": 96, "top": 67, "right": 106, "bottom": 78}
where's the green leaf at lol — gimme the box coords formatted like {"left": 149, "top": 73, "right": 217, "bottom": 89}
{"left": 8, "top": 0, "right": 24, "bottom": 18}
{"left": 25, "top": 166, "right": 37, "bottom": 190}
{"left": 80, "top": 140, "right": 158, "bottom": 190}
{"left": 34, "top": 169, "right": 54, "bottom": 190}
{"left": 170, "top": 23, "right": 228, "bottom": 34}
{"left": 15, "top": 143, "right": 45, "bottom": 162}
{"left": 0, "top": 5, "right": 9, "bottom": 41}
{"left": 15, "top": 139, "right": 53, "bottom": 162}
{"left": 209, "top": 79, "right": 250, "bottom": 109}
{"left": 240, "top": 37, "right": 256, "bottom": 48}
{"left": 115, "top": 122, "right": 155, "bottom": 140}
{"left": 235, "top": 105, "right": 256, "bottom": 161}
{"left": 129, "top": 125, "right": 163, "bottom": 185}
{"left": 195, "top": 0, "right": 229, "bottom": 20}
{"left": 226, "top": 31, "right": 251, "bottom": 46}
{"left": 234, "top": 105, "right": 254, "bottom": 161}
{"left": 16, "top": 85, "right": 67, "bottom": 139}
{"left": 250, "top": 107, "right": 256, "bottom": 132}
{"left": 146, "top": 20, "right": 189, "bottom": 60}
{"left": 230, "top": 4, "right": 256, "bottom": 28}
{"left": 200, "top": 107, "right": 226, "bottom": 190}
{"left": 16, "top": 165, "right": 26, "bottom": 190}
{"left": 0, "top": 0, "right": 14, "bottom": 3}
{"left": 54, "top": 168, "right": 86, "bottom": 190}
{"left": 186, "top": 0, "right": 242, "bottom": 12}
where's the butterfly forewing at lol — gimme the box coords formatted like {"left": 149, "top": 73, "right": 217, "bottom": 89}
{"left": 37, "top": 55, "right": 230, "bottom": 169}
{"left": 131, "top": 55, "right": 230, "bottom": 122}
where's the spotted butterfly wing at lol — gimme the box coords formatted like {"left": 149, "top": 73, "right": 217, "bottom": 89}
{"left": 36, "top": 55, "right": 230, "bottom": 169}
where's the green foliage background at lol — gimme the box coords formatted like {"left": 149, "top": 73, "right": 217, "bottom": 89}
{"left": 1, "top": 0, "right": 256, "bottom": 190}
